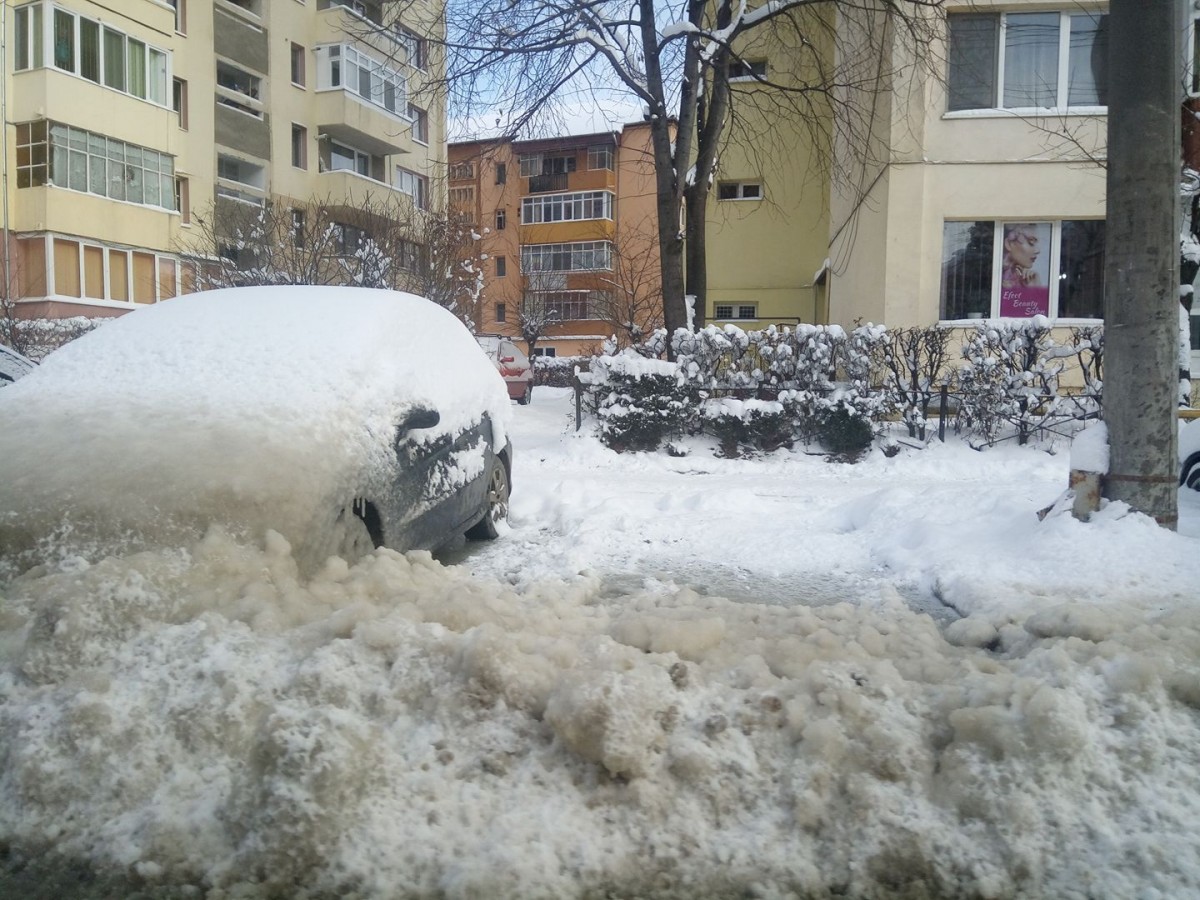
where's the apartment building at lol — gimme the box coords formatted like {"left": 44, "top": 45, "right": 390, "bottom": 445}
{"left": 448, "top": 124, "right": 660, "bottom": 358}
{"left": 702, "top": 15, "right": 831, "bottom": 330}
{"left": 2, "top": 0, "right": 444, "bottom": 319}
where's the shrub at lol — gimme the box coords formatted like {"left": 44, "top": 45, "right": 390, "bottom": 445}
{"left": 817, "top": 406, "right": 873, "bottom": 460}
{"left": 582, "top": 353, "right": 691, "bottom": 452}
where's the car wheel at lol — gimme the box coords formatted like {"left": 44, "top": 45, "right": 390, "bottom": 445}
{"left": 517, "top": 383, "right": 532, "bottom": 405}
{"left": 465, "top": 458, "right": 510, "bottom": 540}
{"left": 1182, "top": 451, "right": 1200, "bottom": 491}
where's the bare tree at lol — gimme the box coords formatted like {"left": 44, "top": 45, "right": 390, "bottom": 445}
{"left": 360, "top": 0, "right": 941, "bottom": 355}
{"left": 595, "top": 231, "right": 665, "bottom": 349}
{"left": 182, "top": 193, "right": 484, "bottom": 328}
{"left": 518, "top": 269, "right": 563, "bottom": 360}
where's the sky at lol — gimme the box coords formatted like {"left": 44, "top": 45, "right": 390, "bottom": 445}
{"left": 2, "top": 371, "right": 1199, "bottom": 897}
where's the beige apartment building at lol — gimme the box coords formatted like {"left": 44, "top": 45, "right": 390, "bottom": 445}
{"left": 449, "top": 124, "right": 661, "bottom": 358}
{"left": 2, "top": 0, "right": 444, "bottom": 320}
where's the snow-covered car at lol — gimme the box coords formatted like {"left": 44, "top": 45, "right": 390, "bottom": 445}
{"left": 0, "top": 342, "right": 36, "bottom": 386}
{"left": 1181, "top": 416, "right": 1200, "bottom": 491}
{"left": 0, "top": 286, "right": 513, "bottom": 573}
{"left": 477, "top": 334, "right": 534, "bottom": 404}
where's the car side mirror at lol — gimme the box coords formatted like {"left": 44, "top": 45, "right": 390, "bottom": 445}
{"left": 396, "top": 407, "right": 440, "bottom": 446}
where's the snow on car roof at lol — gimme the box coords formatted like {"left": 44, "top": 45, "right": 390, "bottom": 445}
{"left": 0, "top": 286, "right": 511, "bottom": 567}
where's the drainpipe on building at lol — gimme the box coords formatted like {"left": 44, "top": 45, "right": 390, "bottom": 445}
{"left": 0, "top": 0, "right": 14, "bottom": 337}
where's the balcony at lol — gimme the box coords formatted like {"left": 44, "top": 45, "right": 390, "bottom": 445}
{"left": 315, "top": 91, "right": 413, "bottom": 157}
{"left": 528, "top": 173, "right": 568, "bottom": 193}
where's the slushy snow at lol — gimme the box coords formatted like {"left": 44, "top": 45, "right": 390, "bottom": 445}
{"left": 1, "top": 388, "right": 1199, "bottom": 898}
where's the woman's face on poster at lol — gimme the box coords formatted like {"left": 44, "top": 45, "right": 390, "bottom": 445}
{"left": 1005, "top": 227, "right": 1040, "bottom": 269}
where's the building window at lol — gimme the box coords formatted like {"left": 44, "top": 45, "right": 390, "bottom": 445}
{"left": 495, "top": 256, "right": 506, "bottom": 277}
{"left": 532, "top": 347, "right": 556, "bottom": 357}
{"left": 729, "top": 59, "right": 767, "bottom": 81}
{"left": 16, "top": 120, "right": 177, "bottom": 210}
{"left": 19, "top": 5, "right": 170, "bottom": 106}
{"left": 520, "top": 153, "right": 576, "bottom": 178}
{"left": 495, "top": 302, "right": 506, "bottom": 323}
{"left": 13, "top": 5, "right": 45, "bottom": 71}
{"left": 534, "top": 290, "right": 607, "bottom": 321}
{"left": 947, "top": 10, "right": 1107, "bottom": 113}
{"left": 450, "top": 162, "right": 474, "bottom": 180}
{"left": 175, "top": 176, "right": 189, "bottom": 222}
{"left": 495, "top": 163, "right": 507, "bottom": 184}
{"left": 395, "top": 26, "right": 427, "bottom": 70}
{"left": 329, "top": 141, "right": 371, "bottom": 177}
{"left": 521, "top": 190, "right": 614, "bottom": 224}
{"left": 291, "top": 124, "right": 307, "bottom": 169}
{"left": 495, "top": 209, "right": 506, "bottom": 230}
{"left": 315, "top": 44, "right": 407, "bottom": 117}
{"left": 396, "top": 167, "right": 428, "bottom": 208}
{"left": 216, "top": 60, "right": 263, "bottom": 117}
{"left": 717, "top": 181, "right": 762, "bottom": 201}
{"left": 291, "top": 43, "right": 306, "bottom": 86}
{"left": 291, "top": 209, "right": 306, "bottom": 247}
{"left": 409, "top": 104, "right": 428, "bottom": 143}
{"left": 41, "top": 235, "right": 181, "bottom": 303}
{"left": 588, "top": 144, "right": 614, "bottom": 170}
{"left": 218, "top": 0, "right": 262, "bottom": 17}
{"left": 714, "top": 303, "right": 757, "bottom": 320}
{"left": 173, "top": 78, "right": 188, "bottom": 129}
{"left": 939, "top": 220, "right": 1105, "bottom": 320}
{"left": 521, "top": 241, "right": 613, "bottom": 273}
{"left": 449, "top": 186, "right": 475, "bottom": 213}
{"left": 169, "top": 0, "right": 186, "bottom": 34}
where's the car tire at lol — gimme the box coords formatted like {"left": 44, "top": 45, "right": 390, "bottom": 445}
{"left": 465, "top": 458, "right": 510, "bottom": 540}
{"left": 1182, "top": 451, "right": 1200, "bottom": 491}
{"left": 517, "top": 383, "right": 532, "bottom": 405}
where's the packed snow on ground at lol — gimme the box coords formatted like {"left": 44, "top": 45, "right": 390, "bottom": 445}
{"left": 2, "top": 388, "right": 1199, "bottom": 898}
{"left": 0, "top": 287, "right": 510, "bottom": 575}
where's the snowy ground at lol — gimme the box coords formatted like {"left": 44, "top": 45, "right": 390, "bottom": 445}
{"left": 2, "top": 387, "right": 1199, "bottom": 898}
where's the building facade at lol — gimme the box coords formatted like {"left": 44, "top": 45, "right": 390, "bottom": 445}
{"left": 703, "top": 16, "right": 832, "bottom": 331}
{"left": 3, "top": 0, "right": 444, "bottom": 319}
{"left": 449, "top": 124, "right": 661, "bottom": 358}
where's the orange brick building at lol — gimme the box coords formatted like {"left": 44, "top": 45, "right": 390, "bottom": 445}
{"left": 449, "top": 124, "right": 661, "bottom": 358}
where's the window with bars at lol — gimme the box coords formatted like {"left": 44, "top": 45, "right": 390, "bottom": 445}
{"left": 717, "top": 181, "right": 762, "bottom": 200}
{"left": 713, "top": 303, "right": 757, "bottom": 320}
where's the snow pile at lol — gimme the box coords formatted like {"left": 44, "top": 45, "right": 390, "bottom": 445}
{"left": 1, "top": 530, "right": 1199, "bottom": 897}
{"left": 0, "top": 287, "right": 511, "bottom": 573}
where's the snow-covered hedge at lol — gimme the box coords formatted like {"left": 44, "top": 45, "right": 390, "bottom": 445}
{"left": 585, "top": 321, "right": 1106, "bottom": 455}
{"left": 533, "top": 355, "right": 589, "bottom": 387}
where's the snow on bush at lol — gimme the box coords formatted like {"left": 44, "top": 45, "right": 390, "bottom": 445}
{"left": 581, "top": 352, "right": 691, "bottom": 452}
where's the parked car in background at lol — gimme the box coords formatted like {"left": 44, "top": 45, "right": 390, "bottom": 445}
{"left": 477, "top": 334, "right": 534, "bottom": 404}
{"left": 0, "top": 342, "right": 36, "bottom": 386}
{"left": 0, "top": 287, "right": 514, "bottom": 575}
{"left": 1181, "top": 417, "right": 1200, "bottom": 491}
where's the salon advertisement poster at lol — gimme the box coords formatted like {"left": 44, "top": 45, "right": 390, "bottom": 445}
{"left": 999, "top": 222, "right": 1051, "bottom": 317}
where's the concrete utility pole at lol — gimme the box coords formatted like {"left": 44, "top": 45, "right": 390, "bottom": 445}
{"left": 1101, "top": 0, "right": 1180, "bottom": 528}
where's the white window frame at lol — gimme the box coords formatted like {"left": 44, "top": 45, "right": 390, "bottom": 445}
{"left": 717, "top": 181, "right": 762, "bottom": 201}
{"left": 17, "top": 4, "right": 171, "bottom": 107}
{"left": 728, "top": 59, "right": 767, "bottom": 82}
{"left": 395, "top": 166, "right": 428, "bottom": 208}
{"left": 946, "top": 9, "right": 1108, "bottom": 116}
{"left": 37, "top": 233, "right": 181, "bottom": 305}
{"left": 328, "top": 140, "right": 373, "bottom": 177}
{"left": 315, "top": 44, "right": 408, "bottom": 119}
{"left": 939, "top": 218, "right": 1106, "bottom": 322}
{"left": 713, "top": 303, "right": 758, "bottom": 320}
{"left": 521, "top": 190, "right": 614, "bottom": 224}
{"left": 520, "top": 240, "right": 613, "bottom": 274}
{"left": 216, "top": 152, "right": 266, "bottom": 204}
